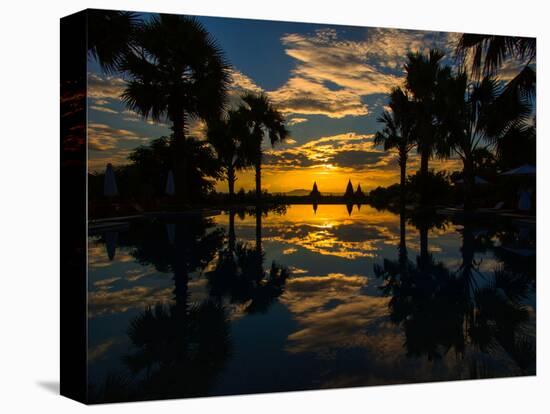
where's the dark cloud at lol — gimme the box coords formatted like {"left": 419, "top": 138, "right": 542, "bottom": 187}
{"left": 329, "top": 150, "right": 386, "bottom": 168}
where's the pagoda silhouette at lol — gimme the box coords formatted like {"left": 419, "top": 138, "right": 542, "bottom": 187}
{"left": 310, "top": 181, "right": 321, "bottom": 198}
{"left": 310, "top": 182, "right": 320, "bottom": 214}
{"left": 344, "top": 179, "right": 354, "bottom": 199}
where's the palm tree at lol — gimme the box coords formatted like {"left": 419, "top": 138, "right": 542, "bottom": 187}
{"left": 404, "top": 50, "right": 452, "bottom": 205}
{"left": 374, "top": 87, "right": 416, "bottom": 206}
{"left": 206, "top": 109, "right": 250, "bottom": 199}
{"left": 455, "top": 34, "right": 535, "bottom": 99}
{"left": 120, "top": 14, "right": 231, "bottom": 200}
{"left": 127, "top": 135, "right": 221, "bottom": 199}
{"left": 121, "top": 300, "right": 232, "bottom": 401}
{"left": 239, "top": 92, "right": 289, "bottom": 200}
{"left": 497, "top": 117, "right": 536, "bottom": 169}
{"left": 87, "top": 10, "right": 139, "bottom": 73}
{"left": 441, "top": 74, "right": 531, "bottom": 210}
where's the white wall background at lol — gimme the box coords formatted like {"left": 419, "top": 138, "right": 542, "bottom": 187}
{"left": 0, "top": 0, "right": 547, "bottom": 412}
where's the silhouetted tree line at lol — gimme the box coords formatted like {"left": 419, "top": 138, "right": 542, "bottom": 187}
{"left": 374, "top": 210, "right": 535, "bottom": 374}
{"left": 89, "top": 206, "right": 290, "bottom": 402}
{"left": 87, "top": 11, "right": 535, "bottom": 212}
{"left": 374, "top": 38, "right": 535, "bottom": 211}
{"left": 88, "top": 11, "right": 288, "bottom": 205}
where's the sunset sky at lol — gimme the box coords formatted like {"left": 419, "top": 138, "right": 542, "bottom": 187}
{"left": 86, "top": 13, "right": 523, "bottom": 194}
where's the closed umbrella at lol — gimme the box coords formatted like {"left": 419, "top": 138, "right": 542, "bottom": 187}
{"left": 166, "top": 223, "right": 176, "bottom": 245}
{"left": 165, "top": 170, "right": 175, "bottom": 196}
{"left": 103, "top": 163, "right": 118, "bottom": 197}
{"left": 105, "top": 231, "right": 118, "bottom": 261}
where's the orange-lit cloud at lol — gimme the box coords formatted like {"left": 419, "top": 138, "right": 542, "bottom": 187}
{"left": 88, "top": 73, "right": 125, "bottom": 100}
{"left": 86, "top": 28, "right": 470, "bottom": 189}
{"left": 88, "top": 123, "right": 147, "bottom": 152}
{"left": 287, "top": 117, "right": 308, "bottom": 126}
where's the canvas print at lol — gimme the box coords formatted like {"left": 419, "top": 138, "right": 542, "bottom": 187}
{"left": 61, "top": 8, "right": 536, "bottom": 404}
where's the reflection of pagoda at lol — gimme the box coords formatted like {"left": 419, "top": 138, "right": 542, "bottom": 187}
{"left": 344, "top": 179, "right": 354, "bottom": 199}
{"left": 310, "top": 182, "right": 320, "bottom": 214}
{"left": 310, "top": 181, "right": 321, "bottom": 198}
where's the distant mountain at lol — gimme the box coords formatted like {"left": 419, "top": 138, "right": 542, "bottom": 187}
{"left": 285, "top": 189, "right": 310, "bottom": 196}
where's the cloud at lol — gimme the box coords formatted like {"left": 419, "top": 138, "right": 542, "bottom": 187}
{"left": 269, "top": 77, "right": 369, "bottom": 118}
{"left": 224, "top": 69, "right": 265, "bottom": 108}
{"left": 364, "top": 28, "right": 458, "bottom": 72}
{"left": 265, "top": 28, "right": 459, "bottom": 119}
{"left": 87, "top": 73, "right": 126, "bottom": 114}
{"left": 88, "top": 122, "right": 147, "bottom": 152}
{"left": 229, "top": 69, "right": 263, "bottom": 94}
{"left": 90, "top": 105, "right": 118, "bottom": 114}
{"left": 88, "top": 73, "right": 126, "bottom": 100}
{"left": 265, "top": 133, "right": 386, "bottom": 170}
{"left": 287, "top": 117, "right": 308, "bottom": 126}
{"left": 330, "top": 149, "right": 386, "bottom": 169}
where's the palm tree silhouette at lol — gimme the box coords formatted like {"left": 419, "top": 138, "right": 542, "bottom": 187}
{"left": 375, "top": 216, "right": 535, "bottom": 371}
{"left": 441, "top": 74, "right": 531, "bottom": 210}
{"left": 128, "top": 135, "right": 221, "bottom": 199}
{"left": 119, "top": 14, "right": 231, "bottom": 200}
{"left": 120, "top": 299, "right": 231, "bottom": 401}
{"left": 205, "top": 207, "right": 290, "bottom": 314}
{"left": 405, "top": 50, "right": 451, "bottom": 206}
{"left": 239, "top": 92, "right": 289, "bottom": 201}
{"left": 497, "top": 117, "right": 536, "bottom": 169}
{"left": 455, "top": 34, "right": 535, "bottom": 99}
{"left": 375, "top": 87, "right": 416, "bottom": 206}
{"left": 87, "top": 10, "right": 139, "bottom": 72}
{"left": 206, "top": 109, "right": 251, "bottom": 199}
{"left": 91, "top": 217, "right": 228, "bottom": 402}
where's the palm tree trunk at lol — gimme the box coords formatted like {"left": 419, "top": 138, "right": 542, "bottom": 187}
{"left": 172, "top": 111, "right": 187, "bottom": 202}
{"left": 173, "top": 225, "right": 189, "bottom": 310}
{"left": 463, "top": 153, "right": 474, "bottom": 212}
{"left": 399, "top": 149, "right": 407, "bottom": 208}
{"left": 399, "top": 209, "right": 408, "bottom": 266}
{"left": 461, "top": 222, "right": 475, "bottom": 277}
{"left": 227, "top": 164, "right": 235, "bottom": 200}
{"left": 255, "top": 206, "right": 262, "bottom": 254}
{"left": 420, "top": 149, "right": 429, "bottom": 206}
{"left": 419, "top": 221, "right": 429, "bottom": 270}
{"left": 255, "top": 160, "right": 262, "bottom": 201}
{"left": 228, "top": 209, "right": 236, "bottom": 253}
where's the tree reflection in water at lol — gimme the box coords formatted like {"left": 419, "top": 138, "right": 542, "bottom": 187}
{"left": 374, "top": 210, "right": 535, "bottom": 375}
{"left": 206, "top": 207, "right": 290, "bottom": 314}
{"left": 91, "top": 209, "right": 290, "bottom": 402}
{"left": 91, "top": 216, "right": 229, "bottom": 402}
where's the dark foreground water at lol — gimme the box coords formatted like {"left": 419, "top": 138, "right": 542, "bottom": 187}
{"left": 87, "top": 204, "right": 536, "bottom": 403}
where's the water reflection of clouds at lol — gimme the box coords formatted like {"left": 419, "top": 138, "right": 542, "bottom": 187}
{"left": 265, "top": 225, "right": 380, "bottom": 259}
{"left": 88, "top": 242, "right": 135, "bottom": 268}
{"left": 86, "top": 204, "right": 535, "bottom": 395}
{"left": 281, "top": 271, "right": 528, "bottom": 387}
{"left": 282, "top": 273, "right": 397, "bottom": 356}
{"left": 88, "top": 338, "right": 120, "bottom": 362}
{"left": 89, "top": 286, "right": 173, "bottom": 317}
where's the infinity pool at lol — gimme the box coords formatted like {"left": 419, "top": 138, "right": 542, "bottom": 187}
{"left": 87, "top": 204, "right": 536, "bottom": 402}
